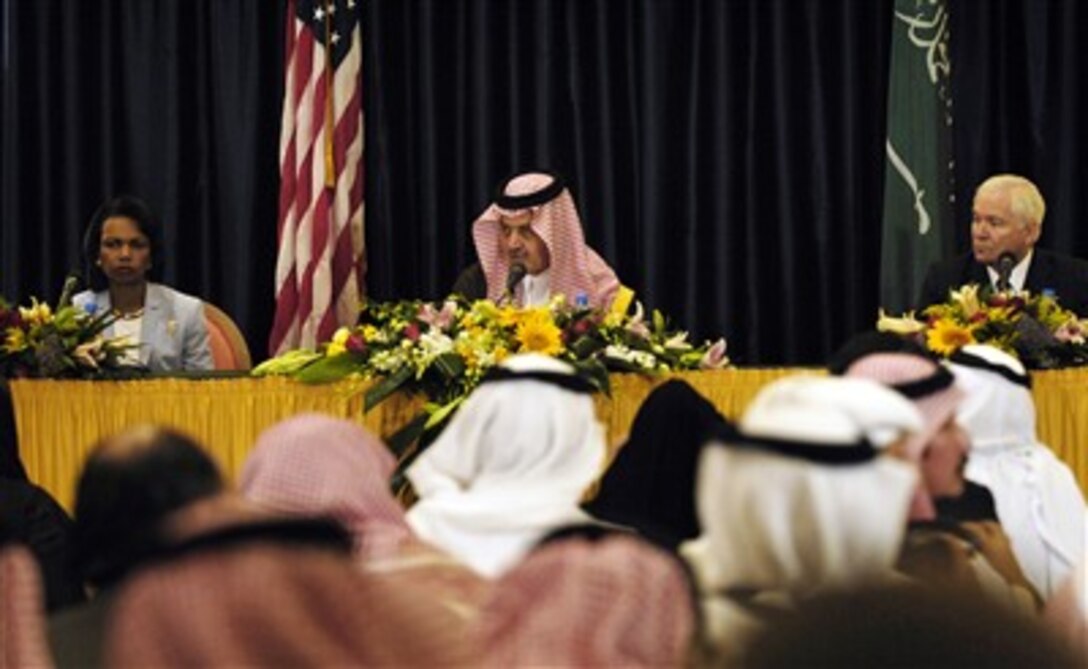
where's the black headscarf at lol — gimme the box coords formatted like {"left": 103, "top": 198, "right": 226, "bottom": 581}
{"left": 584, "top": 380, "right": 731, "bottom": 549}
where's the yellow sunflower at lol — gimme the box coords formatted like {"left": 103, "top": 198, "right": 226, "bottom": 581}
{"left": 926, "top": 318, "right": 976, "bottom": 357}
{"left": 515, "top": 313, "right": 564, "bottom": 356}
{"left": 498, "top": 306, "right": 522, "bottom": 328}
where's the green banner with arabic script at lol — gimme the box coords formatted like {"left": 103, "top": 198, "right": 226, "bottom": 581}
{"left": 880, "top": 0, "right": 955, "bottom": 313}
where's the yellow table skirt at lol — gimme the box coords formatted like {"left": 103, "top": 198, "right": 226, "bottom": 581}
{"left": 10, "top": 367, "right": 1086, "bottom": 512}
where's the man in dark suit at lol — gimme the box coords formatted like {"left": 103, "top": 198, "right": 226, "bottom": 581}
{"left": 917, "top": 174, "right": 1088, "bottom": 316}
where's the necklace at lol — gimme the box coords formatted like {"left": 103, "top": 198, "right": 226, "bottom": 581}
{"left": 112, "top": 307, "right": 145, "bottom": 321}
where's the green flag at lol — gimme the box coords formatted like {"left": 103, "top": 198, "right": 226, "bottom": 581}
{"left": 880, "top": 0, "right": 955, "bottom": 313}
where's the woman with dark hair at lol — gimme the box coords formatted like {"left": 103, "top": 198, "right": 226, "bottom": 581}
{"left": 73, "top": 195, "right": 212, "bottom": 371}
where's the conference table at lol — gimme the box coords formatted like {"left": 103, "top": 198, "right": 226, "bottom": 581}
{"left": 9, "top": 367, "right": 1088, "bottom": 512}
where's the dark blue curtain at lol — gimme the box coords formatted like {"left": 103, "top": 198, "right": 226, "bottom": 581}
{"left": 2, "top": 0, "right": 1086, "bottom": 365}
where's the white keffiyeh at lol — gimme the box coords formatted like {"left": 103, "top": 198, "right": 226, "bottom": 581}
{"left": 682, "top": 376, "right": 920, "bottom": 658}
{"left": 950, "top": 344, "right": 1087, "bottom": 598}
{"left": 406, "top": 354, "right": 606, "bottom": 578}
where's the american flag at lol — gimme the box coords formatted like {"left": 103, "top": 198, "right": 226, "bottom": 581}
{"left": 270, "top": 0, "right": 365, "bottom": 356}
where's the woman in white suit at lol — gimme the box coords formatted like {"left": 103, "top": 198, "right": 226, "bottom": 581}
{"left": 73, "top": 195, "right": 212, "bottom": 372}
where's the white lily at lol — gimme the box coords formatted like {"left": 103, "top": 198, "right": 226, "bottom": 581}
{"left": 664, "top": 331, "right": 692, "bottom": 350}
{"left": 949, "top": 284, "right": 982, "bottom": 317}
{"left": 876, "top": 309, "right": 926, "bottom": 335}
{"left": 700, "top": 338, "right": 730, "bottom": 369}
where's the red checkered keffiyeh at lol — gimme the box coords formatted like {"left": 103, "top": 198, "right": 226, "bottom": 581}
{"left": 241, "top": 415, "right": 492, "bottom": 620}
{"left": 241, "top": 413, "right": 411, "bottom": 560}
{"left": 479, "top": 534, "right": 696, "bottom": 667}
{"left": 0, "top": 545, "right": 51, "bottom": 668}
{"left": 105, "top": 540, "right": 478, "bottom": 667}
{"left": 472, "top": 172, "right": 620, "bottom": 308}
{"left": 844, "top": 353, "right": 964, "bottom": 463}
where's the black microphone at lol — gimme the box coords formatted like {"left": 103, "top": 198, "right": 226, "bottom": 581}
{"left": 57, "top": 272, "right": 81, "bottom": 307}
{"left": 502, "top": 262, "right": 528, "bottom": 306}
{"left": 504, "top": 263, "right": 527, "bottom": 300}
{"left": 996, "top": 252, "right": 1016, "bottom": 292}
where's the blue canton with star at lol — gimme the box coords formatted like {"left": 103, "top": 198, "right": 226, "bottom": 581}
{"left": 297, "top": 0, "right": 360, "bottom": 67}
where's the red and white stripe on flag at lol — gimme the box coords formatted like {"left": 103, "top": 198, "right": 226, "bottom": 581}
{"left": 270, "top": 0, "right": 365, "bottom": 356}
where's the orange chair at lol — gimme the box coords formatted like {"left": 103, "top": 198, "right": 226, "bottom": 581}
{"left": 203, "top": 302, "right": 252, "bottom": 371}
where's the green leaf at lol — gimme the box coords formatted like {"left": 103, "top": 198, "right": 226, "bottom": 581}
{"left": 652, "top": 309, "right": 666, "bottom": 335}
{"left": 570, "top": 358, "right": 611, "bottom": 396}
{"left": 251, "top": 349, "right": 323, "bottom": 376}
{"left": 363, "top": 364, "right": 414, "bottom": 410}
{"left": 569, "top": 334, "right": 603, "bottom": 358}
{"left": 386, "top": 411, "right": 429, "bottom": 458}
{"left": 679, "top": 350, "right": 704, "bottom": 367}
{"left": 292, "top": 353, "right": 365, "bottom": 384}
{"left": 433, "top": 352, "right": 466, "bottom": 380}
{"left": 423, "top": 396, "right": 465, "bottom": 430}
{"left": 388, "top": 409, "right": 453, "bottom": 494}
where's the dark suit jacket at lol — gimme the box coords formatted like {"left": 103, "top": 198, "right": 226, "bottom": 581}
{"left": 917, "top": 249, "right": 1088, "bottom": 316}
{"left": 450, "top": 263, "right": 487, "bottom": 301}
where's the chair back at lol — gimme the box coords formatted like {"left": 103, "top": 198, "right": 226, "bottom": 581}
{"left": 203, "top": 302, "right": 252, "bottom": 371}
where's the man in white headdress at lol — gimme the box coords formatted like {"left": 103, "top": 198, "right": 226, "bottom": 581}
{"left": 405, "top": 353, "right": 606, "bottom": 578}
{"left": 838, "top": 341, "right": 1040, "bottom": 611}
{"left": 948, "top": 344, "right": 1087, "bottom": 599}
{"left": 681, "top": 375, "right": 924, "bottom": 663}
{"left": 452, "top": 171, "right": 623, "bottom": 309}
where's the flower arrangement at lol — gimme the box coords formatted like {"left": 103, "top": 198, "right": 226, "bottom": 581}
{"left": 1, "top": 296, "right": 133, "bottom": 378}
{"left": 254, "top": 295, "right": 729, "bottom": 448}
{"left": 877, "top": 284, "right": 1088, "bottom": 368}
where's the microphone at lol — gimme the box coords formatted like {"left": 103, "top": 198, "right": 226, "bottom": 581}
{"left": 995, "top": 252, "right": 1016, "bottom": 292}
{"left": 57, "top": 272, "right": 81, "bottom": 307}
{"left": 504, "top": 263, "right": 527, "bottom": 302}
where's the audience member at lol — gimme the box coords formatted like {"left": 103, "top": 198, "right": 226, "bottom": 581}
{"left": 1, "top": 521, "right": 53, "bottom": 668}
{"left": 918, "top": 174, "right": 1088, "bottom": 315}
{"left": 830, "top": 331, "right": 1000, "bottom": 522}
{"left": 0, "top": 477, "right": 84, "bottom": 612}
{"left": 0, "top": 382, "right": 28, "bottom": 480}
{"left": 104, "top": 509, "right": 477, "bottom": 667}
{"left": 838, "top": 341, "right": 1040, "bottom": 611}
{"left": 584, "top": 379, "right": 731, "bottom": 549}
{"left": 745, "top": 586, "right": 1082, "bottom": 667}
{"left": 405, "top": 353, "right": 606, "bottom": 578}
{"left": 240, "top": 413, "right": 489, "bottom": 618}
{"left": 1046, "top": 562, "right": 1088, "bottom": 660}
{"left": 479, "top": 531, "right": 695, "bottom": 667}
{"left": 73, "top": 195, "right": 212, "bottom": 371}
{"left": 826, "top": 330, "right": 935, "bottom": 375}
{"left": 453, "top": 171, "right": 623, "bottom": 309}
{"left": 681, "top": 375, "right": 923, "bottom": 664}
{"left": 241, "top": 413, "right": 412, "bottom": 560}
{"left": 949, "top": 344, "right": 1087, "bottom": 599}
{"left": 839, "top": 348, "right": 968, "bottom": 520}
{"left": 49, "top": 425, "right": 225, "bottom": 668}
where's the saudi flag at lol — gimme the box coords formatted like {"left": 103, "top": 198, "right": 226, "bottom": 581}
{"left": 880, "top": 0, "right": 955, "bottom": 313}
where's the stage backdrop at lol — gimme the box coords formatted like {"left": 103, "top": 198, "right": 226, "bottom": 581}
{"left": 2, "top": 0, "right": 1087, "bottom": 366}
